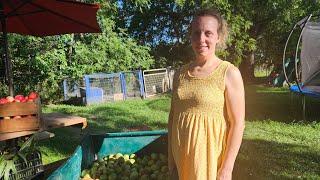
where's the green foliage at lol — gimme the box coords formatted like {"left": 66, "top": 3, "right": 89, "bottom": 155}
{"left": 232, "top": 0, "right": 320, "bottom": 66}
{"left": 0, "top": 156, "right": 17, "bottom": 180}
{"left": 114, "top": 0, "right": 254, "bottom": 66}
{"left": 113, "top": 0, "right": 320, "bottom": 81}
{"left": 2, "top": 0, "right": 320, "bottom": 99}
{"left": 0, "top": 1, "right": 154, "bottom": 102}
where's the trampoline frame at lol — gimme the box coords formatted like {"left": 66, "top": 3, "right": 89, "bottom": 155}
{"left": 282, "top": 14, "right": 320, "bottom": 120}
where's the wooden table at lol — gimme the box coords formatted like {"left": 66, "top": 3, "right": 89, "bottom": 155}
{"left": 0, "top": 113, "right": 87, "bottom": 141}
{"left": 41, "top": 113, "right": 87, "bottom": 130}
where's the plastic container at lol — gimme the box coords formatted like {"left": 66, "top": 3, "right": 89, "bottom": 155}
{"left": 0, "top": 150, "right": 44, "bottom": 180}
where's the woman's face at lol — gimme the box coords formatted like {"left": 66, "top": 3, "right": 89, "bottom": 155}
{"left": 191, "top": 16, "right": 220, "bottom": 59}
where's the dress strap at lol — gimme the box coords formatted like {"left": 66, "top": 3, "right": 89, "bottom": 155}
{"left": 216, "top": 61, "right": 234, "bottom": 91}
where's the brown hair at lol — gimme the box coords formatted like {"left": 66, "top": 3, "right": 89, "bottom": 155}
{"left": 191, "top": 8, "right": 228, "bottom": 50}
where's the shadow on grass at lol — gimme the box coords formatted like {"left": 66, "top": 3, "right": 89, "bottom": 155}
{"left": 145, "top": 98, "right": 171, "bottom": 112}
{"left": 38, "top": 128, "right": 82, "bottom": 163}
{"left": 233, "top": 139, "right": 320, "bottom": 179}
{"left": 245, "top": 85, "right": 320, "bottom": 123}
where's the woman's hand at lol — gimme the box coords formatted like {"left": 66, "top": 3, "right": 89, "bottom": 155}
{"left": 217, "top": 167, "right": 233, "bottom": 180}
{"left": 169, "top": 166, "right": 179, "bottom": 180}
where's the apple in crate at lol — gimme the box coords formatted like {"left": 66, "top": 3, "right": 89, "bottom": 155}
{"left": 28, "top": 92, "right": 38, "bottom": 102}
{"left": 14, "top": 95, "right": 25, "bottom": 102}
{"left": 6, "top": 96, "right": 14, "bottom": 103}
{"left": 0, "top": 98, "right": 8, "bottom": 104}
{"left": 21, "top": 97, "right": 28, "bottom": 103}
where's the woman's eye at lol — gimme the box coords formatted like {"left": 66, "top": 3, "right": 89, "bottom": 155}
{"left": 205, "top": 31, "right": 213, "bottom": 36}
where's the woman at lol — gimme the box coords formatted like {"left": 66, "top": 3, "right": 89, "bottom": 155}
{"left": 168, "top": 8, "right": 245, "bottom": 180}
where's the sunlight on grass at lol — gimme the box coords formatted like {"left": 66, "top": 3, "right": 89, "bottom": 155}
{"left": 254, "top": 66, "right": 272, "bottom": 78}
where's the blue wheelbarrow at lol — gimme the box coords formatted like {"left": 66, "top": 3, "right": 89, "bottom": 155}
{"left": 47, "top": 130, "right": 168, "bottom": 180}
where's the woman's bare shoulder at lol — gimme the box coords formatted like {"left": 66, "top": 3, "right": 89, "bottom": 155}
{"left": 225, "top": 64, "right": 243, "bottom": 87}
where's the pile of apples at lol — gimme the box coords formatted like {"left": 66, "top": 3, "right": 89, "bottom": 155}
{"left": 81, "top": 153, "right": 169, "bottom": 180}
{"left": 0, "top": 92, "right": 39, "bottom": 104}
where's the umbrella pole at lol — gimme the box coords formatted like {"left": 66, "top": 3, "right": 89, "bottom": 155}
{"left": 1, "top": 18, "right": 14, "bottom": 96}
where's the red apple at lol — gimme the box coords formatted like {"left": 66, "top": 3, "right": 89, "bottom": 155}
{"left": 0, "top": 98, "right": 8, "bottom": 104}
{"left": 6, "top": 96, "right": 14, "bottom": 103}
{"left": 14, "top": 95, "right": 25, "bottom": 101}
{"left": 28, "top": 92, "right": 38, "bottom": 100}
{"left": 21, "top": 98, "right": 27, "bottom": 103}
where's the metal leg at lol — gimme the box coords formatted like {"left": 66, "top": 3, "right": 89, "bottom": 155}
{"left": 289, "top": 91, "right": 294, "bottom": 120}
{"left": 290, "top": 92, "right": 294, "bottom": 120}
{"left": 302, "top": 95, "right": 306, "bottom": 121}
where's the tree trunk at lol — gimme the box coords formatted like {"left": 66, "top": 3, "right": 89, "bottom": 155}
{"left": 239, "top": 51, "right": 255, "bottom": 84}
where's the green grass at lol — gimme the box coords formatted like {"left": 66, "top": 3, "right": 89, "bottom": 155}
{"left": 39, "top": 85, "right": 320, "bottom": 179}
{"left": 254, "top": 67, "right": 272, "bottom": 78}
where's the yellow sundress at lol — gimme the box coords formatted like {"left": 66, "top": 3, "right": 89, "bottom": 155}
{"left": 168, "top": 61, "right": 233, "bottom": 180}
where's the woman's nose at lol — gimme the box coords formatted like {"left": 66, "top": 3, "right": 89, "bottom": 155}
{"left": 199, "top": 32, "right": 206, "bottom": 42}
{"left": 192, "top": 31, "right": 205, "bottom": 43}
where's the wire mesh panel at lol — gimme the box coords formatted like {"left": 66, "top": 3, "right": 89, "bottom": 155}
{"left": 123, "top": 70, "right": 144, "bottom": 99}
{"left": 63, "top": 78, "right": 84, "bottom": 100}
{"left": 64, "top": 68, "right": 174, "bottom": 104}
{"left": 84, "top": 73, "right": 124, "bottom": 105}
{"left": 143, "top": 68, "right": 170, "bottom": 97}
{"left": 167, "top": 67, "right": 175, "bottom": 92}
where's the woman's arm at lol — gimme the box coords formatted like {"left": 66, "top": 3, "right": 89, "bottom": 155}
{"left": 168, "top": 103, "right": 175, "bottom": 172}
{"left": 168, "top": 70, "right": 179, "bottom": 174}
{"left": 218, "top": 66, "right": 245, "bottom": 180}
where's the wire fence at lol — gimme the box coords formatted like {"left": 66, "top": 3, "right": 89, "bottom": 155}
{"left": 63, "top": 68, "right": 175, "bottom": 105}
{"left": 84, "top": 73, "right": 123, "bottom": 104}
{"left": 143, "top": 68, "right": 174, "bottom": 97}
{"left": 123, "top": 71, "right": 144, "bottom": 99}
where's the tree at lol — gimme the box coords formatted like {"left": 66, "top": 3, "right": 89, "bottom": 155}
{"left": 114, "top": 0, "right": 254, "bottom": 72}
{"left": 0, "top": 0, "right": 155, "bottom": 102}
{"left": 114, "top": 0, "right": 320, "bottom": 83}
{"left": 233, "top": 0, "right": 320, "bottom": 82}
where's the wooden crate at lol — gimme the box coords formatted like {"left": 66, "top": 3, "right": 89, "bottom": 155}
{"left": 0, "top": 99, "right": 41, "bottom": 133}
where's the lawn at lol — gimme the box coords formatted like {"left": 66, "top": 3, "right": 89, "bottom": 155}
{"left": 39, "top": 85, "right": 320, "bottom": 179}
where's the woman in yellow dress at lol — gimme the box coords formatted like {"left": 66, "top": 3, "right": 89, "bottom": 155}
{"left": 168, "top": 8, "right": 245, "bottom": 180}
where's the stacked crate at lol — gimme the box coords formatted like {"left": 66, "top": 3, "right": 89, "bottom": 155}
{"left": 0, "top": 98, "right": 41, "bottom": 133}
